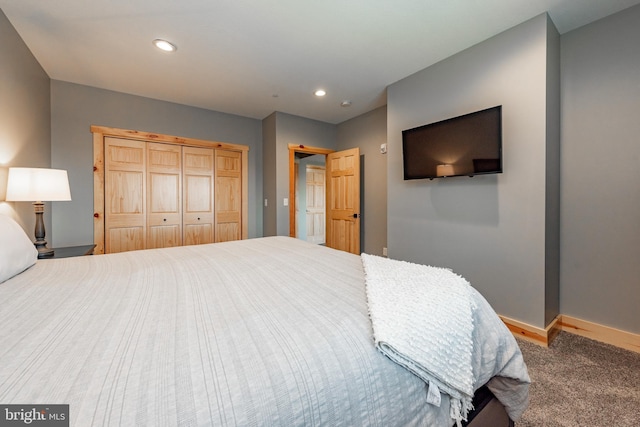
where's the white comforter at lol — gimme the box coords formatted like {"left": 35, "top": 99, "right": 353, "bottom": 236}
{"left": 0, "top": 237, "right": 528, "bottom": 426}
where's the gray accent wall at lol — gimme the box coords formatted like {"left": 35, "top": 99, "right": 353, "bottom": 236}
{"left": 560, "top": 5, "right": 640, "bottom": 334}
{"left": 337, "top": 106, "right": 388, "bottom": 256}
{"left": 50, "top": 80, "right": 263, "bottom": 246}
{"left": 262, "top": 112, "right": 336, "bottom": 236}
{"left": 0, "top": 9, "right": 51, "bottom": 239}
{"left": 544, "top": 16, "right": 561, "bottom": 327}
{"left": 387, "top": 14, "right": 559, "bottom": 329}
{"left": 262, "top": 108, "right": 388, "bottom": 253}
{"left": 262, "top": 113, "right": 277, "bottom": 236}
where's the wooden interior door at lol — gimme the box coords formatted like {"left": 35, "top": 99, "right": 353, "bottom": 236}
{"left": 214, "top": 149, "right": 242, "bottom": 242}
{"left": 104, "top": 137, "right": 146, "bottom": 253}
{"left": 147, "top": 142, "right": 182, "bottom": 249}
{"left": 183, "top": 146, "right": 214, "bottom": 245}
{"left": 306, "top": 165, "right": 326, "bottom": 244}
{"left": 326, "top": 147, "right": 360, "bottom": 254}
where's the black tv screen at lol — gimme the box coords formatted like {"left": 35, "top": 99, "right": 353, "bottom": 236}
{"left": 402, "top": 106, "right": 502, "bottom": 180}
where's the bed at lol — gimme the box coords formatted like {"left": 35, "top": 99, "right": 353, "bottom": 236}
{"left": 0, "top": 214, "right": 529, "bottom": 426}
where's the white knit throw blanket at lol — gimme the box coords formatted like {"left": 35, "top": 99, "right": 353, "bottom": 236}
{"left": 361, "top": 254, "right": 477, "bottom": 426}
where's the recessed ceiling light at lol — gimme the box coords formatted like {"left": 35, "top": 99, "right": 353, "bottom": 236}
{"left": 153, "top": 39, "right": 177, "bottom": 52}
{"left": 314, "top": 89, "right": 326, "bottom": 97}
{"left": 340, "top": 100, "right": 352, "bottom": 107}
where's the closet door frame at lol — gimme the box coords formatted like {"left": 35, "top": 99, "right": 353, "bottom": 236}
{"left": 92, "top": 125, "right": 249, "bottom": 254}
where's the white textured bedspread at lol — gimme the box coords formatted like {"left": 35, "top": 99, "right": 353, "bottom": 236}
{"left": 362, "top": 254, "right": 530, "bottom": 425}
{"left": 0, "top": 237, "right": 528, "bottom": 426}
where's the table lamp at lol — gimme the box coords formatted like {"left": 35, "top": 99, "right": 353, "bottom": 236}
{"left": 436, "top": 164, "right": 455, "bottom": 177}
{"left": 5, "top": 167, "right": 72, "bottom": 258}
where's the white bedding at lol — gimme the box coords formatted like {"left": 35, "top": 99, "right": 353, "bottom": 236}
{"left": 0, "top": 237, "right": 528, "bottom": 426}
{"left": 362, "top": 254, "right": 530, "bottom": 425}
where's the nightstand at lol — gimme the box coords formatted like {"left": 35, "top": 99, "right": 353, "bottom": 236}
{"left": 47, "top": 244, "right": 97, "bottom": 259}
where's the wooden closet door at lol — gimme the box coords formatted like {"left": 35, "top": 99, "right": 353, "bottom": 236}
{"left": 104, "top": 137, "right": 146, "bottom": 253}
{"left": 147, "top": 142, "right": 182, "bottom": 249}
{"left": 214, "top": 149, "right": 242, "bottom": 242}
{"left": 183, "top": 146, "right": 214, "bottom": 245}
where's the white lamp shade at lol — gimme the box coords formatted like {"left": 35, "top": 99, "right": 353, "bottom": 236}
{"left": 5, "top": 167, "right": 72, "bottom": 202}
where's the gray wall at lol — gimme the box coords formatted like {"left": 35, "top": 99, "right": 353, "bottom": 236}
{"left": 544, "top": 16, "right": 561, "bottom": 326}
{"left": 337, "top": 106, "right": 388, "bottom": 256}
{"left": 0, "top": 9, "right": 51, "bottom": 239}
{"left": 560, "top": 5, "right": 640, "bottom": 334}
{"left": 387, "top": 14, "right": 558, "bottom": 329}
{"left": 262, "top": 113, "right": 277, "bottom": 236}
{"left": 50, "top": 80, "right": 263, "bottom": 246}
{"left": 262, "top": 112, "right": 336, "bottom": 236}
{"left": 263, "top": 109, "right": 388, "bottom": 254}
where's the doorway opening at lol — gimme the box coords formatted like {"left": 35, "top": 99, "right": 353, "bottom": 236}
{"left": 289, "top": 144, "right": 361, "bottom": 254}
{"left": 288, "top": 144, "right": 334, "bottom": 240}
{"left": 297, "top": 161, "right": 326, "bottom": 244}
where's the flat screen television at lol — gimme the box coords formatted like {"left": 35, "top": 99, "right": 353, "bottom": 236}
{"left": 402, "top": 106, "right": 502, "bottom": 180}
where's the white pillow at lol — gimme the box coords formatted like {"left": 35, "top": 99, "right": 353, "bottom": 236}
{"left": 0, "top": 213, "right": 38, "bottom": 283}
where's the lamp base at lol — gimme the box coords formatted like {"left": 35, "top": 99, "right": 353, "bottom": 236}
{"left": 36, "top": 244, "right": 54, "bottom": 259}
{"left": 33, "top": 201, "right": 54, "bottom": 258}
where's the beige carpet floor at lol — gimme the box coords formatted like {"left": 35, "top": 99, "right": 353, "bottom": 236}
{"left": 516, "top": 331, "right": 640, "bottom": 426}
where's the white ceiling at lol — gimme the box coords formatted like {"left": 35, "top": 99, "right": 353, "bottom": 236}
{"left": 1, "top": 0, "right": 639, "bottom": 124}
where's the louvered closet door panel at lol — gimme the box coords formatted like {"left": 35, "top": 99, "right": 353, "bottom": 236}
{"left": 104, "top": 137, "right": 146, "bottom": 253}
{"left": 214, "top": 149, "right": 242, "bottom": 242}
{"left": 147, "top": 142, "right": 182, "bottom": 249}
{"left": 183, "top": 146, "right": 214, "bottom": 245}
